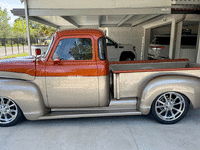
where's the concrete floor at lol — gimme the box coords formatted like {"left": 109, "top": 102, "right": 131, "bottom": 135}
{"left": 0, "top": 108, "right": 200, "bottom": 150}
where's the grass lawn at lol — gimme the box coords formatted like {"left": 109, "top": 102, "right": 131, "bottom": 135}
{"left": 0, "top": 53, "right": 29, "bottom": 59}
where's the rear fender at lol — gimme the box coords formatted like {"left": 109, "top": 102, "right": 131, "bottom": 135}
{"left": 0, "top": 79, "right": 49, "bottom": 120}
{"left": 138, "top": 76, "right": 200, "bottom": 115}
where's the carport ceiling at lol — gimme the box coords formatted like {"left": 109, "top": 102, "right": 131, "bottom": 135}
{"left": 11, "top": 8, "right": 164, "bottom": 29}
{"left": 11, "top": 0, "right": 200, "bottom": 29}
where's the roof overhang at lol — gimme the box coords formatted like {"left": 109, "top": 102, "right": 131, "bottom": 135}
{"left": 11, "top": 0, "right": 200, "bottom": 29}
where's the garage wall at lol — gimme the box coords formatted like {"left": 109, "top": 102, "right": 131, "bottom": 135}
{"left": 151, "top": 24, "right": 199, "bottom": 38}
{"left": 151, "top": 23, "right": 199, "bottom": 62}
{"left": 107, "top": 27, "right": 144, "bottom": 60}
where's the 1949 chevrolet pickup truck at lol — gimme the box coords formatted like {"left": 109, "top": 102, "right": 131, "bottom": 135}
{"left": 0, "top": 29, "right": 200, "bottom": 127}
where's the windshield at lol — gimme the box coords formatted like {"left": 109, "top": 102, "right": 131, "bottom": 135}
{"left": 44, "top": 35, "right": 55, "bottom": 58}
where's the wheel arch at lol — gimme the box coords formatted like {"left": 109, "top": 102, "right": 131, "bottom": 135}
{"left": 0, "top": 79, "right": 49, "bottom": 120}
{"left": 119, "top": 51, "right": 135, "bottom": 61}
{"left": 138, "top": 75, "right": 200, "bottom": 115}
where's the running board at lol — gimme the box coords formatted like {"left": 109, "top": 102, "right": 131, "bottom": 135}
{"left": 39, "top": 109, "right": 142, "bottom": 120}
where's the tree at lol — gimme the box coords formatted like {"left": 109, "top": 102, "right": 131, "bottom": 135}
{"left": 12, "top": 17, "right": 26, "bottom": 38}
{"left": 0, "top": 8, "right": 12, "bottom": 38}
{"left": 12, "top": 17, "right": 55, "bottom": 39}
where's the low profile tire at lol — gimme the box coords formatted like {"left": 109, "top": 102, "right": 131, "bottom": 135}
{"left": 151, "top": 92, "right": 189, "bottom": 124}
{"left": 0, "top": 97, "right": 24, "bottom": 127}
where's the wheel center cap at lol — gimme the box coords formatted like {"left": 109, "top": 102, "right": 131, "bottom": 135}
{"left": 165, "top": 102, "right": 172, "bottom": 110}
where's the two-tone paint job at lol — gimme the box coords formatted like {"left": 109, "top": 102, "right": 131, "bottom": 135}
{"left": 0, "top": 29, "right": 200, "bottom": 123}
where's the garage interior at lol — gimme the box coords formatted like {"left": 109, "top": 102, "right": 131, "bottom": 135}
{"left": 12, "top": 0, "right": 200, "bottom": 62}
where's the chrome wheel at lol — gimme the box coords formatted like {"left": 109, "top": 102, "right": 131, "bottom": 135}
{"left": 151, "top": 92, "right": 189, "bottom": 124}
{"left": 0, "top": 97, "right": 18, "bottom": 124}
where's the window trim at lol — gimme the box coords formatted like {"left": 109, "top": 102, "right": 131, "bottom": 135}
{"left": 49, "top": 35, "right": 95, "bottom": 62}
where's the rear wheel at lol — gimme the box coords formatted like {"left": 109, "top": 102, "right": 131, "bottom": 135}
{"left": 151, "top": 92, "right": 189, "bottom": 124}
{"left": 0, "top": 97, "right": 23, "bottom": 127}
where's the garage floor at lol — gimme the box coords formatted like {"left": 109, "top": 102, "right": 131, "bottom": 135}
{"left": 0, "top": 108, "right": 200, "bottom": 150}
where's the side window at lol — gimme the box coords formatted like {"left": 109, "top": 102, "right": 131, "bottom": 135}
{"left": 52, "top": 38, "right": 93, "bottom": 60}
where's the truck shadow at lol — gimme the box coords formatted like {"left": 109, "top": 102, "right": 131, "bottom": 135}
{"left": 18, "top": 108, "right": 200, "bottom": 127}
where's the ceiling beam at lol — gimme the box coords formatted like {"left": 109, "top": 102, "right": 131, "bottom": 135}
{"left": 117, "top": 15, "right": 134, "bottom": 27}
{"left": 131, "top": 15, "right": 160, "bottom": 27}
{"left": 27, "top": 8, "right": 170, "bottom": 16}
{"left": 98, "top": 16, "right": 103, "bottom": 27}
{"left": 11, "top": 9, "right": 25, "bottom": 16}
{"left": 61, "top": 16, "right": 80, "bottom": 28}
{"left": 29, "top": 16, "right": 59, "bottom": 28}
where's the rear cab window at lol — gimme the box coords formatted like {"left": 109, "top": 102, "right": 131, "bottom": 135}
{"left": 98, "top": 37, "right": 107, "bottom": 60}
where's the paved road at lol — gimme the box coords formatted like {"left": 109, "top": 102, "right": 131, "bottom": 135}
{"left": 0, "top": 46, "right": 28, "bottom": 58}
{"left": 0, "top": 108, "right": 200, "bottom": 150}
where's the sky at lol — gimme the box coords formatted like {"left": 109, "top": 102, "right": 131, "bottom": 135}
{"left": 0, "top": 0, "right": 24, "bottom": 25}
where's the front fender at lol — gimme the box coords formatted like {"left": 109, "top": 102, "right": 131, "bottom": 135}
{"left": 0, "top": 79, "right": 49, "bottom": 120}
{"left": 138, "top": 76, "right": 200, "bottom": 115}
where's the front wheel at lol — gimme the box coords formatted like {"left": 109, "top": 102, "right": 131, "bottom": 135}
{"left": 151, "top": 92, "right": 189, "bottom": 124}
{"left": 0, "top": 97, "right": 24, "bottom": 127}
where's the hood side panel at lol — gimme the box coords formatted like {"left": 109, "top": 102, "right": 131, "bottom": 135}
{"left": 0, "top": 57, "right": 36, "bottom": 80}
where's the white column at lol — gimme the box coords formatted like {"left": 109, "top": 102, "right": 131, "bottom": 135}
{"left": 169, "top": 19, "right": 176, "bottom": 59}
{"left": 140, "top": 28, "right": 150, "bottom": 60}
{"left": 196, "top": 21, "right": 200, "bottom": 63}
{"left": 24, "top": 0, "right": 32, "bottom": 56}
{"left": 175, "top": 21, "right": 183, "bottom": 59}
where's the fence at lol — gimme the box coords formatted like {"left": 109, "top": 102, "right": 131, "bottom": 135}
{"left": 0, "top": 38, "right": 39, "bottom": 57}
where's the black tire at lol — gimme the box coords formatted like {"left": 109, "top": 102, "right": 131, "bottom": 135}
{"left": 120, "top": 55, "right": 135, "bottom": 61}
{"left": 151, "top": 92, "right": 189, "bottom": 124}
{"left": 0, "top": 97, "right": 24, "bottom": 127}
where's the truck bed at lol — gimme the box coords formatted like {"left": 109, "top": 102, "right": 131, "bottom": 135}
{"left": 109, "top": 59, "right": 200, "bottom": 73}
{"left": 109, "top": 59, "right": 200, "bottom": 99}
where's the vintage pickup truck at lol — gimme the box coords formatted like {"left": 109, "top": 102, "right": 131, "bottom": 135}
{"left": 0, "top": 29, "right": 200, "bottom": 127}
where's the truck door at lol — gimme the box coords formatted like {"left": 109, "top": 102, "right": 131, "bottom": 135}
{"left": 106, "top": 37, "right": 119, "bottom": 61}
{"left": 45, "top": 35, "right": 99, "bottom": 108}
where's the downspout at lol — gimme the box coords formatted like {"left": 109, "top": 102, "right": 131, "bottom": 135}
{"left": 23, "top": 0, "right": 32, "bottom": 56}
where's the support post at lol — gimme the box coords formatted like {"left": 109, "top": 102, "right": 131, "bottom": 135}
{"left": 175, "top": 21, "right": 183, "bottom": 59}
{"left": 141, "top": 28, "right": 151, "bottom": 60}
{"left": 169, "top": 19, "right": 176, "bottom": 59}
{"left": 24, "top": 0, "right": 32, "bottom": 55}
{"left": 196, "top": 21, "right": 200, "bottom": 63}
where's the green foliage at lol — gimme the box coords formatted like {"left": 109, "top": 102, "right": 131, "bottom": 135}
{"left": 12, "top": 18, "right": 26, "bottom": 38}
{"left": 12, "top": 17, "right": 55, "bottom": 38}
{"left": 0, "top": 53, "right": 28, "bottom": 59}
{"left": 0, "top": 8, "right": 11, "bottom": 38}
{"left": 0, "top": 7, "right": 55, "bottom": 39}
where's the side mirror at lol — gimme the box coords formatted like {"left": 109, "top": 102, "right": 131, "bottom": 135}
{"left": 53, "top": 57, "right": 60, "bottom": 65}
{"left": 115, "top": 44, "right": 118, "bottom": 48}
{"left": 35, "top": 49, "right": 41, "bottom": 56}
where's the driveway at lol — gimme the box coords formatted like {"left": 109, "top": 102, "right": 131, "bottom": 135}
{"left": 0, "top": 108, "right": 200, "bottom": 150}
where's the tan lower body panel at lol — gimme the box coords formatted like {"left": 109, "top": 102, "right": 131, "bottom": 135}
{"left": 39, "top": 109, "right": 141, "bottom": 120}
{"left": 46, "top": 75, "right": 109, "bottom": 108}
{"left": 39, "top": 98, "right": 140, "bottom": 120}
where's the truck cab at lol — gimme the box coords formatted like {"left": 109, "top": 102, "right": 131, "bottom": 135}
{"left": 37, "top": 29, "right": 110, "bottom": 108}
